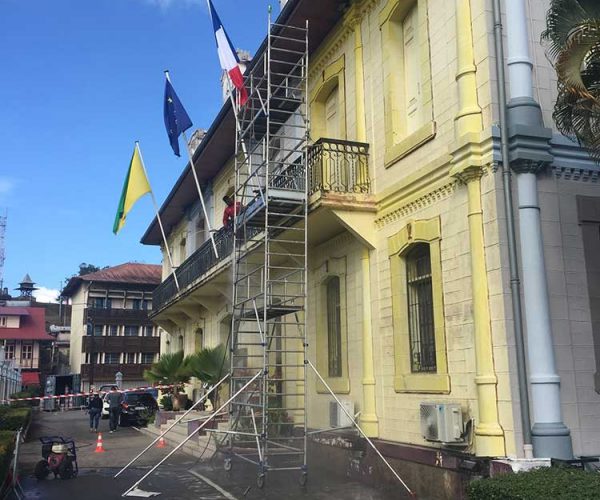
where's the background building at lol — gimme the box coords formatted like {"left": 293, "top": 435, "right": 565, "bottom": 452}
{"left": 0, "top": 303, "right": 53, "bottom": 388}
{"left": 62, "top": 263, "right": 162, "bottom": 391}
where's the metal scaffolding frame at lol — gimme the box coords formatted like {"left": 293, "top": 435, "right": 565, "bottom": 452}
{"left": 224, "top": 15, "right": 309, "bottom": 489}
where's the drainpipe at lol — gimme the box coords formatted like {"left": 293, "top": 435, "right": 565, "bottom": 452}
{"left": 491, "top": 0, "right": 532, "bottom": 459}
{"left": 502, "top": 0, "right": 572, "bottom": 458}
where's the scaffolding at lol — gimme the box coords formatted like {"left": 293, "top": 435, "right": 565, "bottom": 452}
{"left": 224, "top": 15, "right": 309, "bottom": 488}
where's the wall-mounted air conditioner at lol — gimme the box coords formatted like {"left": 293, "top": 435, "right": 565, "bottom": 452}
{"left": 420, "top": 403, "right": 464, "bottom": 443}
{"left": 329, "top": 400, "right": 354, "bottom": 428}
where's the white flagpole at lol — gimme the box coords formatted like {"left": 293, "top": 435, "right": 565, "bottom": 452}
{"left": 165, "top": 70, "right": 219, "bottom": 259}
{"left": 135, "top": 142, "right": 180, "bottom": 292}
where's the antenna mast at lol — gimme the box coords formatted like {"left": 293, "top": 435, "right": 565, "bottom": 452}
{"left": 0, "top": 211, "right": 6, "bottom": 290}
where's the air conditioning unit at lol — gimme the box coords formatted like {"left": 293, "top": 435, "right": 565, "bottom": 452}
{"left": 420, "top": 403, "right": 464, "bottom": 443}
{"left": 329, "top": 400, "right": 354, "bottom": 428}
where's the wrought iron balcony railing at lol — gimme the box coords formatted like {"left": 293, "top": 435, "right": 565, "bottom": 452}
{"left": 307, "top": 138, "right": 370, "bottom": 195}
{"left": 153, "top": 226, "right": 234, "bottom": 312}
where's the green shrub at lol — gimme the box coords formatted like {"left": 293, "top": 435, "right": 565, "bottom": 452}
{"left": 0, "top": 408, "right": 31, "bottom": 431}
{"left": 0, "top": 431, "right": 15, "bottom": 488}
{"left": 159, "top": 395, "right": 173, "bottom": 411}
{"left": 468, "top": 466, "right": 600, "bottom": 500}
{"left": 9, "top": 388, "right": 41, "bottom": 407}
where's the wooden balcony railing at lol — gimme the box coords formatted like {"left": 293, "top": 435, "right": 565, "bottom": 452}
{"left": 81, "top": 363, "right": 151, "bottom": 380}
{"left": 82, "top": 336, "right": 160, "bottom": 354}
{"left": 307, "top": 138, "right": 370, "bottom": 194}
{"left": 85, "top": 308, "right": 152, "bottom": 325}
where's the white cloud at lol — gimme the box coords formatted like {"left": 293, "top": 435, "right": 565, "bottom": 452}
{"left": 0, "top": 177, "right": 15, "bottom": 196}
{"left": 142, "top": 0, "right": 201, "bottom": 8}
{"left": 33, "top": 287, "right": 60, "bottom": 304}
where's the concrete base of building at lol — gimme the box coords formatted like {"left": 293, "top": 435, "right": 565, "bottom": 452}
{"left": 308, "top": 432, "right": 483, "bottom": 499}
{"left": 532, "top": 422, "right": 573, "bottom": 460}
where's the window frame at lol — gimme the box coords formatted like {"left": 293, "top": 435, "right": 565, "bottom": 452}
{"left": 379, "top": 0, "right": 435, "bottom": 166}
{"left": 124, "top": 325, "right": 139, "bottom": 337}
{"left": 388, "top": 217, "right": 449, "bottom": 393}
{"left": 315, "top": 257, "right": 349, "bottom": 394}
{"left": 105, "top": 353, "right": 120, "bottom": 364}
{"left": 309, "top": 55, "right": 347, "bottom": 142}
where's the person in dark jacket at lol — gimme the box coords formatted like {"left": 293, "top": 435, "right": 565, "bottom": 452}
{"left": 106, "top": 387, "right": 123, "bottom": 433}
{"left": 87, "top": 392, "right": 103, "bottom": 432}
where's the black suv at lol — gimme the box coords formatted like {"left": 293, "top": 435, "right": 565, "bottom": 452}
{"left": 119, "top": 392, "right": 159, "bottom": 427}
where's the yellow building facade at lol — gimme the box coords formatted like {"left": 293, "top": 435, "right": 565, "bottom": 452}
{"left": 143, "top": 0, "right": 600, "bottom": 482}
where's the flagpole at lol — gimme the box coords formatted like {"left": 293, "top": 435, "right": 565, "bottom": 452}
{"left": 164, "top": 71, "right": 219, "bottom": 259}
{"left": 136, "top": 142, "right": 181, "bottom": 292}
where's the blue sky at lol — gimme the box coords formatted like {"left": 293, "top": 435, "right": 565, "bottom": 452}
{"left": 0, "top": 0, "right": 272, "bottom": 300}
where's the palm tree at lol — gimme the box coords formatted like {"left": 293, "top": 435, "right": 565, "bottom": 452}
{"left": 184, "top": 344, "right": 229, "bottom": 409}
{"left": 143, "top": 351, "right": 190, "bottom": 409}
{"left": 542, "top": 0, "right": 600, "bottom": 162}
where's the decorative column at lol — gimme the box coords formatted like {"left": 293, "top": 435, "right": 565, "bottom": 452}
{"left": 450, "top": 0, "right": 505, "bottom": 456}
{"left": 503, "top": 0, "right": 572, "bottom": 458}
{"left": 349, "top": 8, "right": 379, "bottom": 437}
{"left": 360, "top": 247, "right": 379, "bottom": 436}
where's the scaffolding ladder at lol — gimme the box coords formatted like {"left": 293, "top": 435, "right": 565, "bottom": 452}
{"left": 225, "top": 16, "right": 309, "bottom": 489}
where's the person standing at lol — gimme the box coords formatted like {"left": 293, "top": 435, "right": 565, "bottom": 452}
{"left": 222, "top": 195, "right": 241, "bottom": 228}
{"left": 87, "top": 392, "right": 102, "bottom": 433}
{"left": 106, "top": 387, "right": 123, "bottom": 433}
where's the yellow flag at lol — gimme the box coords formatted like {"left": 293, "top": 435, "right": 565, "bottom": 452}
{"left": 113, "top": 143, "right": 151, "bottom": 234}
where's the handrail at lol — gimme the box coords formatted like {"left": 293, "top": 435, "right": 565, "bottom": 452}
{"left": 307, "top": 137, "right": 370, "bottom": 194}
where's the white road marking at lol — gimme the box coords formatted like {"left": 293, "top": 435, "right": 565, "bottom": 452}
{"left": 187, "top": 469, "right": 238, "bottom": 500}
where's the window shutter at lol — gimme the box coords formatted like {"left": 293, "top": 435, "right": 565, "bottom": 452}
{"left": 324, "top": 86, "right": 340, "bottom": 139}
{"left": 402, "top": 6, "right": 420, "bottom": 134}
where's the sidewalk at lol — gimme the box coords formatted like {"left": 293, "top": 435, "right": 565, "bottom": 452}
{"left": 18, "top": 410, "right": 399, "bottom": 499}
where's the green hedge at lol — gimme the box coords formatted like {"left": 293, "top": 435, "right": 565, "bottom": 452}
{"left": 0, "top": 431, "right": 15, "bottom": 489}
{"left": 468, "top": 466, "right": 600, "bottom": 500}
{"left": 0, "top": 407, "right": 31, "bottom": 432}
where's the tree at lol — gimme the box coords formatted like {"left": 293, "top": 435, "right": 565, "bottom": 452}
{"left": 542, "top": 0, "right": 600, "bottom": 162}
{"left": 184, "top": 344, "right": 228, "bottom": 408}
{"left": 77, "top": 263, "right": 101, "bottom": 276}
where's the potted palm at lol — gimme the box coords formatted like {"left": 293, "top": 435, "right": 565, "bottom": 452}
{"left": 143, "top": 351, "right": 190, "bottom": 411}
{"left": 184, "top": 344, "right": 229, "bottom": 410}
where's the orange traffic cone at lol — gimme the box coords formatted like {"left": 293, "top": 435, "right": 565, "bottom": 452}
{"left": 94, "top": 432, "right": 105, "bottom": 453}
{"left": 156, "top": 436, "right": 166, "bottom": 448}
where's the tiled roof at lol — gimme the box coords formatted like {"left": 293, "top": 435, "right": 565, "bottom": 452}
{"left": 62, "top": 262, "right": 162, "bottom": 296}
{"left": 0, "top": 307, "right": 53, "bottom": 341}
{"left": 0, "top": 307, "right": 30, "bottom": 316}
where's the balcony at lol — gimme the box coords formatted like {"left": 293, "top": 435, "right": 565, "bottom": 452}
{"left": 153, "top": 226, "right": 234, "bottom": 312}
{"left": 82, "top": 336, "right": 159, "bottom": 354}
{"left": 152, "top": 139, "right": 371, "bottom": 313}
{"left": 81, "top": 363, "right": 151, "bottom": 381}
{"left": 85, "top": 307, "right": 152, "bottom": 325}
{"left": 307, "top": 138, "right": 370, "bottom": 195}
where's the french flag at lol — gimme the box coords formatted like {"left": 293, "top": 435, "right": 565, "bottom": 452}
{"left": 207, "top": 0, "right": 248, "bottom": 107}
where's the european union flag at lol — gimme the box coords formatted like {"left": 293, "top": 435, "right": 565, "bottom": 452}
{"left": 163, "top": 77, "right": 193, "bottom": 157}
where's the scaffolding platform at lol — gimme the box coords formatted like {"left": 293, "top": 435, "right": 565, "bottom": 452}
{"left": 224, "top": 15, "right": 309, "bottom": 490}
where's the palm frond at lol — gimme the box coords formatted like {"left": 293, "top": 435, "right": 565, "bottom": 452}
{"left": 143, "top": 350, "right": 190, "bottom": 386}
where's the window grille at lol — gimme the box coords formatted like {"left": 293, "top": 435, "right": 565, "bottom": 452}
{"left": 406, "top": 244, "right": 436, "bottom": 372}
{"left": 326, "top": 276, "right": 342, "bottom": 377}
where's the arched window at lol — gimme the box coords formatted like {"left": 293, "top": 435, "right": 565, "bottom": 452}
{"left": 178, "top": 334, "right": 184, "bottom": 352}
{"left": 405, "top": 244, "right": 436, "bottom": 372}
{"left": 327, "top": 276, "right": 342, "bottom": 377}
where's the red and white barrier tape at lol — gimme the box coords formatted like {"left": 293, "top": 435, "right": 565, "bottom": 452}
{"left": 0, "top": 383, "right": 177, "bottom": 404}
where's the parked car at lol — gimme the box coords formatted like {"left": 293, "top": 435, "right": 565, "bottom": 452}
{"left": 117, "top": 391, "right": 158, "bottom": 427}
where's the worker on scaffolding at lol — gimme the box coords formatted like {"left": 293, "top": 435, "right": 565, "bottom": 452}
{"left": 222, "top": 195, "right": 242, "bottom": 228}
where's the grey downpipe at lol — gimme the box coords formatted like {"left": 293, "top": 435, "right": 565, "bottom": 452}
{"left": 491, "top": 0, "right": 533, "bottom": 455}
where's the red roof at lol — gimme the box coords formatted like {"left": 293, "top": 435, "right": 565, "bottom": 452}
{"left": 0, "top": 307, "right": 29, "bottom": 316}
{"left": 21, "top": 371, "right": 40, "bottom": 386}
{"left": 0, "top": 307, "right": 53, "bottom": 341}
{"left": 62, "top": 262, "right": 162, "bottom": 296}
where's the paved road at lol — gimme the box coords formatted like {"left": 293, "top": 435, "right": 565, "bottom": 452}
{"left": 17, "top": 410, "right": 398, "bottom": 499}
